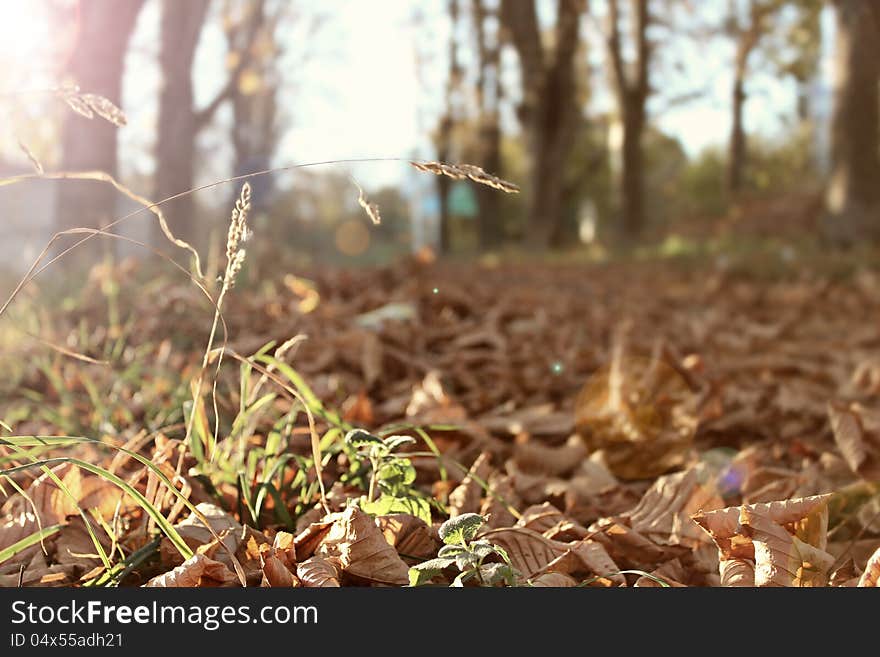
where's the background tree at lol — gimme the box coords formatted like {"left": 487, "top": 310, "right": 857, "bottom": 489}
{"left": 722, "top": 0, "right": 822, "bottom": 197}
{"left": 604, "top": 0, "right": 650, "bottom": 240}
{"left": 823, "top": 0, "right": 880, "bottom": 245}
{"left": 469, "top": 0, "right": 504, "bottom": 249}
{"left": 436, "top": 0, "right": 464, "bottom": 254}
{"left": 226, "top": 0, "right": 283, "bottom": 216}
{"left": 56, "top": 0, "right": 144, "bottom": 264}
{"left": 154, "top": 0, "right": 264, "bottom": 250}
{"left": 725, "top": 0, "right": 773, "bottom": 196}
{"left": 501, "top": 0, "right": 584, "bottom": 248}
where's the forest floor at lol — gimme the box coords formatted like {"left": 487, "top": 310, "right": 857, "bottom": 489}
{"left": 2, "top": 248, "right": 880, "bottom": 587}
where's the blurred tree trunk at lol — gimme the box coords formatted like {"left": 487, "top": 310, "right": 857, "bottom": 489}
{"left": 726, "top": 0, "right": 771, "bottom": 196}
{"left": 226, "top": 0, "right": 275, "bottom": 213}
{"left": 437, "top": 0, "right": 462, "bottom": 254}
{"left": 823, "top": 0, "right": 880, "bottom": 244}
{"left": 154, "top": 0, "right": 263, "bottom": 253}
{"left": 56, "top": 0, "right": 143, "bottom": 265}
{"left": 606, "top": 0, "right": 649, "bottom": 241}
{"left": 154, "top": 0, "right": 210, "bottom": 251}
{"left": 501, "top": 0, "right": 583, "bottom": 249}
{"left": 472, "top": 0, "right": 504, "bottom": 249}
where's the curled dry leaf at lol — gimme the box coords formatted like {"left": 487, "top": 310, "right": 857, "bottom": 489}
{"left": 480, "top": 473, "right": 520, "bottom": 529}
{"left": 297, "top": 556, "right": 342, "bottom": 587}
{"left": 144, "top": 554, "right": 239, "bottom": 588}
{"left": 164, "top": 503, "right": 242, "bottom": 566}
{"left": 517, "top": 503, "right": 567, "bottom": 534}
{"left": 376, "top": 514, "right": 441, "bottom": 563}
{"left": 586, "top": 517, "right": 674, "bottom": 566}
{"left": 448, "top": 452, "right": 492, "bottom": 517}
{"left": 314, "top": 507, "right": 409, "bottom": 585}
{"left": 622, "top": 466, "right": 724, "bottom": 548}
{"left": 530, "top": 572, "right": 578, "bottom": 587}
{"left": 634, "top": 559, "right": 689, "bottom": 587}
{"left": 542, "top": 539, "right": 624, "bottom": 587}
{"left": 856, "top": 544, "right": 880, "bottom": 587}
{"left": 293, "top": 515, "right": 334, "bottom": 560}
{"left": 53, "top": 518, "right": 113, "bottom": 569}
{"left": 481, "top": 526, "right": 622, "bottom": 585}
{"left": 512, "top": 438, "right": 588, "bottom": 478}
{"left": 259, "top": 533, "right": 299, "bottom": 588}
{"left": 575, "top": 350, "right": 698, "bottom": 480}
{"left": 828, "top": 402, "right": 880, "bottom": 480}
{"left": 693, "top": 494, "right": 833, "bottom": 587}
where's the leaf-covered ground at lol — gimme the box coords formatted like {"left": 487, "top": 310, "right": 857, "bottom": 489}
{"left": 2, "top": 253, "right": 880, "bottom": 587}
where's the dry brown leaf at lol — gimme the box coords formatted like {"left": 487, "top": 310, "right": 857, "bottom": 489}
{"left": 586, "top": 517, "right": 674, "bottom": 566}
{"left": 294, "top": 515, "right": 334, "bottom": 559}
{"left": 622, "top": 466, "right": 723, "bottom": 548}
{"left": 448, "top": 452, "right": 492, "bottom": 517}
{"left": 634, "top": 559, "right": 689, "bottom": 587}
{"left": 512, "top": 438, "right": 588, "bottom": 477}
{"left": 541, "top": 539, "right": 624, "bottom": 586}
{"left": 482, "top": 527, "right": 622, "bottom": 585}
{"left": 0, "top": 564, "right": 77, "bottom": 587}
{"left": 1, "top": 463, "right": 125, "bottom": 532}
{"left": 517, "top": 503, "right": 567, "bottom": 534}
{"left": 719, "top": 558, "right": 755, "bottom": 586}
{"left": 314, "top": 507, "right": 409, "bottom": 585}
{"left": 828, "top": 402, "right": 880, "bottom": 480}
{"left": 297, "top": 556, "right": 342, "bottom": 587}
{"left": 575, "top": 350, "right": 698, "bottom": 480}
{"left": 376, "top": 514, "right": 441, "bottom": 563}
{"left": 857, "top": 544, "right": 880, "bottom": 587}
{"left": 144, "top": 554, "right": 239, "bottom": 588}
{"left": 529, "top": 572, "right": 578, "bottom": 587}
{"left": 259, "top": 532, "right": 299, "bottom": 588}
{"left": 481, "top": 527, "right": 566, "bottom": 579}
{"left": 480, "top": 473, "right": 520, "bottom": 529}
{"left": 53, "top": 518, "right": 113, "bottom": 570}
{"left": 693, "top": 494, "right": 833, "bottom": 587}
{"left": 0, "top": 511, "right": 43, "bottom": 568}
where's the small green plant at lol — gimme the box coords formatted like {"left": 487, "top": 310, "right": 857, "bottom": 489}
{"left": 409, "top": 513, "right": 518, "bottom": 587}
{"left": 344, "top": 429, "right": 432, "bottom": 525}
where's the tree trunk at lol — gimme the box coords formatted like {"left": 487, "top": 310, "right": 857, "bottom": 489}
{"left": 606, "top": 0, "right": 649, "bottom": 242}
{"left": 56, "top": 0, "right": 143, "bottom": 266}
{"left": 228, "top": 0, "right": 274, "bottom": 214}
{"left": 436, "top": 0, "right": 460, "bottom": 255}
{"left": 475, "top": 121, "right": 502, "bottom": 248}
{"left": 501, "top": 0, "right": 583, "bottom": 249}
{"left": 621, "top": 99, "right": 645, "bottom": 238}
{"left": 824, "top": 0, "right": 880, "bottom": 244}
{"left": 727, "top": 74, "right": 747, "bottom": 195}
{"left": 472, "top": 0, "right": 503, "bottom": 249}
{"left": 154, "top": 0, "right": 210, "bottom": 251}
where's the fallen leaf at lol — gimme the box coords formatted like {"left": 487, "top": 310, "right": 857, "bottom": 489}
{"left": 828, "top": 402, "right": 880, "bottom": 480}
{"left": 314, "top": 507, "right": 409, "bottom": 585}
{"left": 693, "top": 494, "right": 833, "bottom": 587}
{"left": 297, "top": 556, "right": 342, "bottom": 587}
{"left": 377, "top": 514, "right": 441, "bottom": 563}
{"left": 144, "top": 554, "right": 239, "bottom": 587}
{"left": 857, "top": 545, "right": 880, "bottom": 587}
{"left": 448, "top": 452, "right": 492, "bottom": 516}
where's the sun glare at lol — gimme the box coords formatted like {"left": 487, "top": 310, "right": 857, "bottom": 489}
{"left": 0, "top": 2, "right": 55, "bottom": 84}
